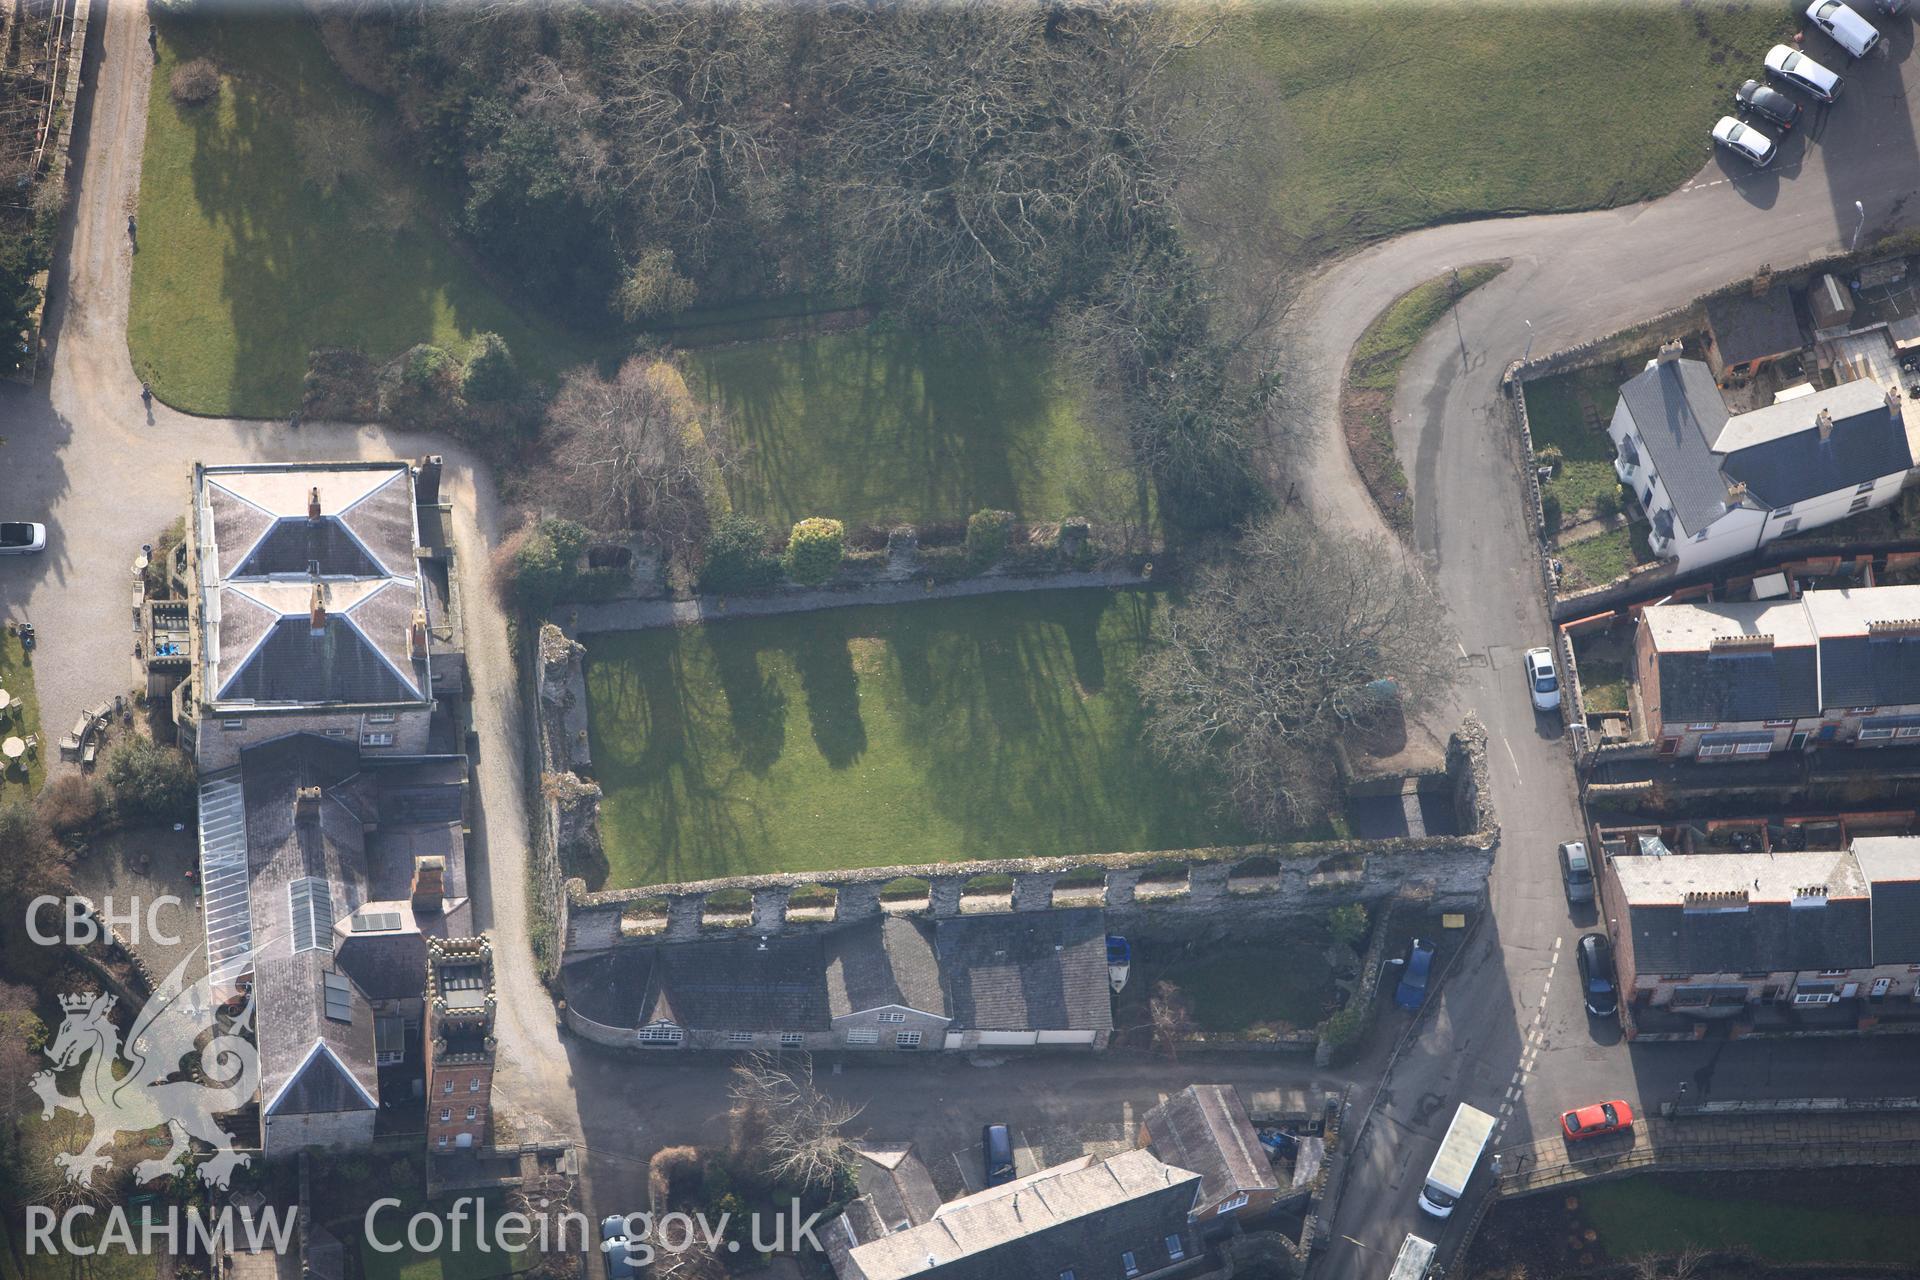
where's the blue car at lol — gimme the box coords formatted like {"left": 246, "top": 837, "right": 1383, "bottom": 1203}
{"left": 1393, "top": 938, "right": 1438, "bottom": 1011}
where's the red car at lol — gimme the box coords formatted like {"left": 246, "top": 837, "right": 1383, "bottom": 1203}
{"left": 1561, "top": 1100, "right": 1634, "bottom": 1141}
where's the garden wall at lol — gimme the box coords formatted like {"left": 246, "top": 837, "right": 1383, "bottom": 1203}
{"left": 561, "top": 721, "right": 1496, "bottom": 957}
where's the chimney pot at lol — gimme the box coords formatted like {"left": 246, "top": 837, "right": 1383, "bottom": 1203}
{"left": 1657, "top": 340, "right": 1685, "bottom": 365}
{"left": 1817, "top": 408, "right": 1835, "bottom": 440}
{"left": 295, "top": 786, "right": 322, "bottom": 825}
{"left": 412, "top": 856, "right": 447, "bottom": 914}
{"left": 307, "top": 486, "right": 321, "bottom": 522}
{"left": 410, "top": 610, "right": 428, "bottom": 660}
{"left": 309, "top": 584, "right": 327, "bottom": 637}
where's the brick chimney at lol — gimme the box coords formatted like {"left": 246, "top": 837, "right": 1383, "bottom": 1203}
{"left": 412, "top": 856, "right": 446, "bottom": 914}
{"left": 410, "top": 610, "right": 428, "bottom": 660}
{"left": 1817, "top": 408, "right": 1835, "bottom": 441}
{"left": 416, "top": 455, "right": 444, "bottom": 505}
{"left": 307, "top": 485, "right": 322, "bottom": 522}
{"left": 309, "top": 584, "right": 327, "bottom": 637}
{"left": 1656, "top": 340, "right": 1684, "bottom": 365}
{"left": 1888, "top": 385, "right": 1904, "bottom": 421}
{"left": 295, "top": 786, "right": 322, "bottom": 826}
{"left": 1725, "top": 480, "right": 1748, "bottom": 508}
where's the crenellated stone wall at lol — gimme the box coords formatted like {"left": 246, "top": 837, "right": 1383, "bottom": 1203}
{"left": 562, "top": 720, "right": 1497, "bottom": 958}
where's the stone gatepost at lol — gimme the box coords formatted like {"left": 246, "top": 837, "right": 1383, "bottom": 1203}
{"left": 928, "top": 876, "right": 966, "bottom": 918}
{"left": 1104, "top": 868, "right": 1141, "bottom": 907}
{"left": 664, "top": 894, "right": 707, "bottom": 941}
{"left": 1011, "top": 872, "right": 1059, "bottom": 912}
{"left": 1188, "top": 862, "right": 1231, "bottom": 902}
{"left": 887, "top": 524, "right": 919, "bottom": 571}
{"left": 833, "top": 880, "right": 884, "bottom": 923}
{"left": 751, "top": 887, "right": 794, "bottom": 933}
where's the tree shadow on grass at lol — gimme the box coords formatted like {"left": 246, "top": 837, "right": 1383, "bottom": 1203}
{"left": 709, "top": 627, "right": 787, "bottom": 777}
{"left": 582, "top": 631, "right": 771, "bottom": 888}
{"left": 791, "top": 618, "right": 867, "bottom": 770}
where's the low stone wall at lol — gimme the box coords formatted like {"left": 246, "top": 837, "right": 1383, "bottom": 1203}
{"left": 531, "top": 624, "right": 594, "bottom": 981}
{"left": 564, "top": 721, "right": 1496, "bottom": 954}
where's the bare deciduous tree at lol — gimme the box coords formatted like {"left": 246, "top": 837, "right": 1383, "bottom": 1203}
{"left": 727, "top": 1052, "right": 863, "bottom": 1190}
{"left": 1147, "top": 980, "right": 1194, "bottom": 1060}
{"left": 547, "top": 357, "right": 737, "bottom": 570}
{"left": 1135, "top": 509, "right": 1457, "bottom": 834}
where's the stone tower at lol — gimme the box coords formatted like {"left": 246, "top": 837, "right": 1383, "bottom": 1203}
{"left": 424, "top": 936, "right": 496, "bottom": 1152}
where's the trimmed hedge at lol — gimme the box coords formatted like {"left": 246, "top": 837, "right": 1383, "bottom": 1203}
{"left": 784, "top": 517, "right": 846, "bottom": 585}
{"left": 966, "top": 508, "right": 1015, "bottom": 567}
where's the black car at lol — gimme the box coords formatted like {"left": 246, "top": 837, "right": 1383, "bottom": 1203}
{"left": 1576, "top": 933, "right": 1619, "bottom": 1018}
{"left": 1872, "top": 0, "right": 1906, "bottom": 16}
{"left": 1737, "top": 78, "right": 1803, "bottom": 131}
{"left": 982, "top": 1123, "right": 1015, "bottom": 1187}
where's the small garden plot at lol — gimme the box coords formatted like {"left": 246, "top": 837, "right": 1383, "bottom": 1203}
{"left": 582, "top": 588, "right": 1241, "bottom": 889}
{"left": 1571, "top": 628, "right": 1633, "bottom": 717}
{"left": 685, "top": 327, "right": 1127, "bottom": 529}
{"left": 1152, "top": 940, "right": 1338, "bottom": 1039}
{"left": 1557, "top": 522, "right": 1656, "bottom": 592}
{"left": 1523, "top": 362, "right": 1632, "bottom": 526}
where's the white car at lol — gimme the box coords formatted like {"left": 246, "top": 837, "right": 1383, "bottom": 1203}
{"left": 1806, "top": 0, "right": 1880, "bottom": 57}
{"left": 1766, "top": 44, "right": 1845, "bottom": 100}
{"left": 1523, "top": 647, "right": 1561, "bottom": 712}
{"left": 0, "top": 522, "right": 45, "bottom": 554}
{"left": 1712, "top": 115, "right": 1778, "bottom": 167}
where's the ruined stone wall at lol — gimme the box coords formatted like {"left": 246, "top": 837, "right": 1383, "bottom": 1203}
{"left": 532, "top": 623, "right": 596, "bottom": 980}
{"left": 562, "top": 722, "right": 1496, "bottom": 958}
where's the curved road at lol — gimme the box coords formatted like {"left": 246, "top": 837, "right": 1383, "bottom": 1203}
{"left": 1298, "top": 18, "right": 1920, "bottom": 1279}
{"left": 7, "top": 0, "right": 1920, "bottom": 1266}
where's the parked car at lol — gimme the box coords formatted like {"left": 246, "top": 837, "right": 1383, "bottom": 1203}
{"left": 982, "top": 1123, "right": 1016, "bottom": 1187}
{"left": 0, "top": 522, "right": 45, "bottom": 554}
{"left": 1559, "top": 840, "right": 1596, "bottom": 905}
{"left": 599, "top": 1217, "right": 638, "bottom": 1280}
{"left": 1560, "top": 1100, "right": 1635, "bottom": 1141}
{"left": 1576, "top": 933, "right": 1619, "bottom": 1017}
{"left": 1393, "top": 938, "right": 1438, "bottom": 1011}
{"left": 1737, "top": 78, "right": 1804, "bottom": 130}
{"left": 1712, "top": 116, "right": 1778, "bottom": 167}
{"left": 1766, "top": 44, "right": 1844, "bottom": 101}
{"left": 1806, "top": 0, "right": 1881, "bottom": 56}
{"left": 1523, "top": 647, "right": 1561, "bottom": 712}
{"left": 1870, "top": 0, "right": 1907, "bottom": 16}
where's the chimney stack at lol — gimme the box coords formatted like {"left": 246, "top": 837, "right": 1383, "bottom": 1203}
{"left": 307, "top": 486, "right": 322, "bottom": 522}
{"left": 1817, "top": 408, "right": 1835, "bottom": 441}
{"left": 412, "top": 856, "right": 447, "bottom": 914}
{"left": 1656, "top": 340, "right": 1684, "bottom": 365}
{"left": 416, "top": 455, "right": 444, "bottom": 506}
{"left": 410, "top": 610, "right": 428, "bottom": 660}
{"left": 309, "top": 584, "right": 327, "bottom": 637}
{"left": 1725, "top": 480, "right": 1748, "bottom": 508}
{"left": 295, "top": 786, "right": 322, "bottom": 826}
{"left": 1888, "top": 385, "right": 1904, "bottom": 421}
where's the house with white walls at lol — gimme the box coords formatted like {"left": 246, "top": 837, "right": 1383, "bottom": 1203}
{"left": 1608, "top": 344, "right": 1914, "bottom": 574}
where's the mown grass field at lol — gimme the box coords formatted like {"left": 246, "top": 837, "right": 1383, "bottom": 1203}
{"left": 1208, "top": 1, "right": 1794, "bottom": 260}
{"left": 131, "top": 11, "right": 588, "bottom": 417}
{"left": 582, "top": 589, "right": 1242, "bottom": 889}
{"left": 685, "top": 327, "right": 1111, "bottom": 529}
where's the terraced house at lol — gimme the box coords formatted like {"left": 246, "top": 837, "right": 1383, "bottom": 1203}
{"left": 1632, "top": 583, "right": 1920, "bottom": 758}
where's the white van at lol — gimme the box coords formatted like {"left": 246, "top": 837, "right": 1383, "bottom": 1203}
{"left": 1418, "top": 1103, "right": 1496, "bottom": 1218}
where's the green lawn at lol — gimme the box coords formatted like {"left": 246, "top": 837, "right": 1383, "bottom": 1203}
{"left": 1558, "top": 525, "right": 1636, "bottom": 588}
{"left": 582, "top": 588, "right": 1242, "bottom": 888}
{"left": 686, "top": 328, "right": 1119, "bottom": 529}
{"left": 1583, "top": 1174, "right": 1920, "bottom": 1267}
{"left": 0, "top": 630, "right": 44, "bottom": 797}
{"left": 1349, "top": 264, "right": 1505, "bottom": 391}
{"left": 1525, "top": 364, "right": 1633, "bottom": 518}
{"left": 1576, "top": 655, "right": 1628, "bottom": 714}
{"left": 1206, "top": 2, "right": 1792, "bottom": 260}
{"left": 131, "top": 11, "right": 593, "bottom": 417}
{"left": 361, "top": 1195, "right": 532, "bottom": 1280}
{"left": 1157, "top": 941, "right": 1335, "bottom": 1036}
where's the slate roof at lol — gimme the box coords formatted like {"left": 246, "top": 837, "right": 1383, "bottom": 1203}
{"left": 936, "top": 909, "right": 1113, "bottom": 1032}
{"left": 849, "top": 1145, "right": 944, "bottom": 1234}
{"left": 1140, "top": 1085, "right": 1278, "bottom": 1215}
{"left": 1719, "top": 384, "right": 1912, "bottom": 510}
{"left": 195, "top": 463, "right": 430, "bottom": 710}
{"left": 1802, "top": 587, "right": 1920, "bottom": 709}
{"left": 230, "top": 734, "right": 469, "bottom": 1119}
{"left": 1617, "top": 358, "right": 1732, "bottom": 537}
{"left": 565, "top": 909, "right": 1112, "bottom": 1036}
{"left": 837, "top": 1149, "right": 1200, "bottom": 1280}
{"left": 1707, "top": 282, "right": 1804, "bottom": 368}
{"left": 1654, "top": 648, "right": 1820, "bottom": 722}
{"left": 1853, "top": 836, "right": 1920, "bottom": 965}
{"left": 826, "top": 917, "right": 947, "bottom": 1018}
{"left": 1614, "top": 851, "right": 1871, "bottom": 976}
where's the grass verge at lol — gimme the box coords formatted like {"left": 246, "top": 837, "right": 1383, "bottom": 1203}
{"left": 581, "top": 588, "right": 1242, "bottom": 888}
{"left": 1342, "top": 264, "right": 1505, "bottom": 533}
{"left": 685, "top": 326, "right": 1130, "bottom": 530}
{"left": 1581, "top": 1171, "right": 1920, "bottom": 1267}
{"left": 131, "top": 10, "right": 595, "bottom": 417}
{"left": 1203, "top": 1, "right": 1793, "bottom": 263}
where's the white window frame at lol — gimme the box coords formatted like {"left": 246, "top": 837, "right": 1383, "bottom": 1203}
{"left": 894, "top": 1031, "right": 922, "bottom": 1049}
{"left": 443, "top": 1079, "right": 454, "bottom": 1095}
{"left": 845, "top": 1028, "right": 880, "bottom": 1045}
{"left": 1860, "top": 727, "right": 1896, "bottom": 741}
{"left": 1734, "top": 741, "right": 1771, "bottom": 755}
{"left": 1216, "top": 1193, "right": 1249, "bottom": 1215}
{"left": 1898, "top": 727, "right": 1920, "bottom": 739}
{"left": 1121, "top": 1252, "right": 1139, "bottom": 1278}
{"left": 638, "top": 1025, "right": 684, "bottom": 1045}
{"left": 1687, "top": 722, "right": 1716, "bottom": 731}
{"left": 363, "top": 731, "right": 396, "bottom": 747}
{"left": 727, "top": 1031, "right": 754, "bottom": 1045}
{"left": 1850, "top": 495, "right": 1872, "bottom": 513}
{"left": 469, "top": 1076, "right": 481, "bottom": 1092}
{"left": 438, "top": 1135, "right": 449, "bottom": 1148}
{"left": 1781, "top": 517, "right": 1801, "bottom": 535}
{"left": 1697, "top": 743, "right": 1736, "bottom": 757}
{"left": 878, "top": 1011, "right": 908, "bottom": 1023}
{"left": 222, "top": 719, "right": 245, "bottom": 730}
{"left": 780, "top": 1032, "right": 805, "bottom": 1047}
{"left": 466, "top": 1106, "right": 478, "bottom": 1122}
{"left": 1858, "top": 479, "right": 1877, "bottom": 494}
{"left": 439, "top": 1109, "right": 451, "bottom": 1123}
{"left": 1165, "top": 1235, "right": 1185, "bottom": 1261}
{"left": 324, "top": 727, "right": 350, "bottom": 737}
{"left": 366, "top": 711, "right": 398, "bottom": 725}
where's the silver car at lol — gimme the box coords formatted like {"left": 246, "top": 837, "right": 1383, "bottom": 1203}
{"left": 1559, "top": 841, "right": 1596, "bottom": 905}
{"left": 1712, "top": 116, "right": 1777, "bottom": 167}
{"left": 0, "top": 522, "right": 45, "bottom": 554}
{"left": 1766, "top": 43, "right": 1844, "bottom": 100}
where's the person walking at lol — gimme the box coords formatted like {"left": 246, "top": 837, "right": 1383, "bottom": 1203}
{"left": 148, "top": 24, "right": 158, "bottom": 57}
{"left": 141, "top": 382, "right": 153, "bottom": 411}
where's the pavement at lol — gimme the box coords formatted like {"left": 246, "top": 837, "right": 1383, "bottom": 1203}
{"left": 7, "top": 2, "right": 1920, "bottom": 1274}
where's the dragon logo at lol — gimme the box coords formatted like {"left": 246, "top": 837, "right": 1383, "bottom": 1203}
{"left": 32, "top": 955, "right": 258, "bottom": 1189}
